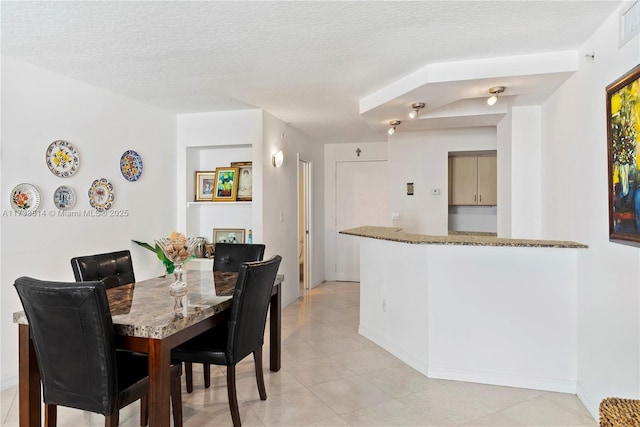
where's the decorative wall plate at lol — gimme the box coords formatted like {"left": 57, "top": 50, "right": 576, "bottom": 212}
{"left": 46, "top": 140, "right": 79, "bottom": 177}
{"left": 120, "top": 150, "right": 143, "bottom": 182}
{"left": 88, "top": 178, "right": 114, "bottom": 212}
{"left": 10, "top": 183, "right": 40, "bottom": 213}
{"left": 53, "top": 185, "right": 76, "bottom": 210}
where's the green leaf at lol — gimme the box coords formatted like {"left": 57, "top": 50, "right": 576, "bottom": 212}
{"left": 132, "top": 240, "right": 156, "bottom": 252}
{"left": 132, "top": 239, "right": 175, "bottom": 274}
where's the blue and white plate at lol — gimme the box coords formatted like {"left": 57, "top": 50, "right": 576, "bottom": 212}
{"left": 120, "top": 150, "right": 143, "bottom": 182}
{"left": 53, "top": 186, "right": 75, "bottom": 210}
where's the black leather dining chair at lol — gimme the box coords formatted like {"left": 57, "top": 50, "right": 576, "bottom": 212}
{"left": 182, "top": 242, "right": 267, "bottom": 392}
{"left": 213, "top": 243, "right": 266, "bottom": 272}
{"left": 70, "top": 250, "right": 136, "bottom": 289}
{"left": 172, "top": 255, "right": 282, "bottom": 427}
{"left": 14, "top": 277, "right": 183, "bottom": 427}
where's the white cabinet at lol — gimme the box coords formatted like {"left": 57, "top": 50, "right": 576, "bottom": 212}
{"left": 449, "top": 155, "right": 497, "bottom": 206}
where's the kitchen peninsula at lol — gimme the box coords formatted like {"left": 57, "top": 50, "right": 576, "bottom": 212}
{"left": 340, "top": 226, "right": 587, "bottom": 394}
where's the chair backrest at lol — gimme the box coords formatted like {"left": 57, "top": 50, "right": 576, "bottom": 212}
{"left": 226, "top": 255, "right": 282, "bottom": 364}
{"left": 70, "top": 250, "right": 135, "bottom": 288}
{"left": 213, "top": 243, "right": 266, "bottom": 272}
{"left": 14, "top": 277, "right": 118, "bottom": 416}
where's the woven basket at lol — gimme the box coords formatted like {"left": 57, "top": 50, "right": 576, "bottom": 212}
{"left": 600, "top": 397, "right": 640, "bottom": 426}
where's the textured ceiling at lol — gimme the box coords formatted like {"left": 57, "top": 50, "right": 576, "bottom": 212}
{"left": 1, "top": 1, "right": 623, "bottom": 143}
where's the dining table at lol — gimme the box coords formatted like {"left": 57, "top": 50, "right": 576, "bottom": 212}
{"left": 13, "top": 269, "right": 284, "bottom": 427}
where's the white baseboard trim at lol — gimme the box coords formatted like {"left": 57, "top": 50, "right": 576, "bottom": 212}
{"left": 427, "top": 366, "right": 577, "bottom": 394}
{"left": 576, "top": 381, "right": 600, "bottom": 421}
{"left": 358, "top": 325, "right": 429, "bottom": 375}
{"left": 358, "top": 324, "right": 576, "bottom": 394}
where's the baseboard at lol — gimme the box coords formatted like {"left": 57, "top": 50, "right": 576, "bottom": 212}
{"left": 358, "top": 324, "right": 429, "bottom": 375}
{"left": 427, "top": 366, "right": 577, "bottom": 394}
{"left": 576, "top": 381, "right": 600, "bottom": 421}
{"left": 358, "top": 324, "right": 576, "bottom": 394}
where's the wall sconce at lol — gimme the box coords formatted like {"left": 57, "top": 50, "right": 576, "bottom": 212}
{"left": 272, "top": 150, "right": 284, "bottom": 167}
{"left": 388, "top": 120, "right": 401, "bottom": 135}
{"left": 409, "top": 102, "right": 425, "bottom": 119}
{"left": 487, "top": 86, "right": 505, "bottom": 106}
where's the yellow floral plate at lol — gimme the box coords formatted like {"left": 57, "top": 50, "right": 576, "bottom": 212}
{"left": 10, "top": 183, "right": 40, "bottom": 213}
{"left": 88, "top": 178, "right": 114, "bottom": 212}
{"left": 46, "top": 140, "right": 79, "bottom": 177}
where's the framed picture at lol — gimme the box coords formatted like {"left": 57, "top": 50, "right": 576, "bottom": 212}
{"left": 213, "top": 228, "right": 245, "bottom": 244}
{"left": 195, "top": 171, "right": 216, "bottom": 201}
{"left": 213, "top": 167, "right": 239, "bottom": 202}
{"left": 231, "top": 161, "right": 252, "bottom": 201}
{"left": 607, "top": 64, "right": 640, "bottom": 245}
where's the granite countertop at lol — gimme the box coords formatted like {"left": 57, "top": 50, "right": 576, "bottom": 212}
{"left": 340, "top": 226, "right": 588, "bottom": 249}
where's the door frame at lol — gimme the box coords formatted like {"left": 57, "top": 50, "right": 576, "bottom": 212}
{"left": 297, "top": 155, "right": 312, "bottom": 292}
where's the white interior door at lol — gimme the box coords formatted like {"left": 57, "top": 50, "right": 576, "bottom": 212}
{"left": 336, "top": 160, "right": 389, "bottom": 281}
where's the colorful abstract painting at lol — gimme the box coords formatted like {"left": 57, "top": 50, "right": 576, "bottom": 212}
{"left": 608, "top": 64, "right": 640, "bottom": 244}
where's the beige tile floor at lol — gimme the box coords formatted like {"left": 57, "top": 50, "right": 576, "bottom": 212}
{"left": 1, "top": 281, "right": 597, "bottom": 426}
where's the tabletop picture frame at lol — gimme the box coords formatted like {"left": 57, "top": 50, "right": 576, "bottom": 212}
{"left": 231, "top": 161, "right": 252, "bottom": 201}
{"left": 195, "top": 171, "right": 216, "bottom": 201}
{"left": 607, "top": 64, "right": 640, "bottom": 245}
{"left": 213, "top": 228, "right": 245, "bottom": 244}
{"left": 213, "top": 167, "right": 239, "bottom": 202}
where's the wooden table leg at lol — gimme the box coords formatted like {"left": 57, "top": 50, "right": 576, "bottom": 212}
{"left": 18, "top": 324, "right": 41, "bottom": 427}
{"left": 147, "top": 338, "right": 172, "bottom": 427}
{"left": 269, "top": 283, "right": 281, "bottom": 372}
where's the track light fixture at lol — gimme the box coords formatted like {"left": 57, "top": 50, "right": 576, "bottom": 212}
{"left": 409, "top": 102, "right": 425, "bottom": 119}
{"left": 487, "top": 86, "right": 505, "bottom": 106}
{"left": 388, "top": 120, "right": 401, "bottom": 135}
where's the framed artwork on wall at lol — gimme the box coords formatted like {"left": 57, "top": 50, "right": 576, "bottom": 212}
{"left": 231, "top": 161, "right": 252, "bottom": 201}
{"left": 213, "top": 228, "right": 245, "bottom": 244}
{"left": 195, "top": 171, "right": 216, "bottom": 201}
{"left": 213, "top": 167, "right": 239, "bottom": 201}
{"left": 607, "top": 64, "right": 640, "bottom": 245}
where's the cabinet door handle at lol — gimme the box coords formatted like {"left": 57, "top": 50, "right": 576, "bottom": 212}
{"left": 479, "top": 194, "right": 482, "bottom": 203}
{"left": 474, "top": 194, "right": 477, "bottom": 202}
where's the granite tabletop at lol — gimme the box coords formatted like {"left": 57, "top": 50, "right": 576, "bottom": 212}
{"left": 340, "top": 226, "right": 588, "bottom": 249}
{"left": 14, "top": 271, "right": 284, "bottom": 340}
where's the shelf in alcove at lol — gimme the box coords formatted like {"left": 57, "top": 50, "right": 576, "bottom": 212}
{"left": 187, "top": 202, "right": 251, "bottom": 207}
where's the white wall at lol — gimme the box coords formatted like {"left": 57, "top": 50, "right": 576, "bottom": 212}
{"left": 324, "top": 142, "right": 387, "bottom": 281}
{"left": 177, "top": 110, "right": 324, "bottom": 307}
{"left": 389, "top": 128, "right": 497, "bottom": 235}
{"left": 176, "top": 109, "right": 263, "bottom": 239}
{"left": 358, "top": 237, "right": 579, "bottom": 393}
{"left": 541, "top": 5, "right": 640, "bottom": 418}
{"left": 497, "top": 109, "right": 513, "bottom": 237}
{"left": 511, "top": 106, "right": 542, "bottom": 238}
{"left": 1, "top": 57, "right": 177, "bottom": 390}
{"left": 261, "top": 113, "right": 324, "bottom": 306}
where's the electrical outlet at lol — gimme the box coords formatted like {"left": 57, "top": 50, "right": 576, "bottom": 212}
{"left": 391, "top": 212, "right": 400, "bottom": 220}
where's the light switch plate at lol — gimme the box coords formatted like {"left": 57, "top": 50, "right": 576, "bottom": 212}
{"left": 407, "top": 182, "right": 414, "bottom": 195}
